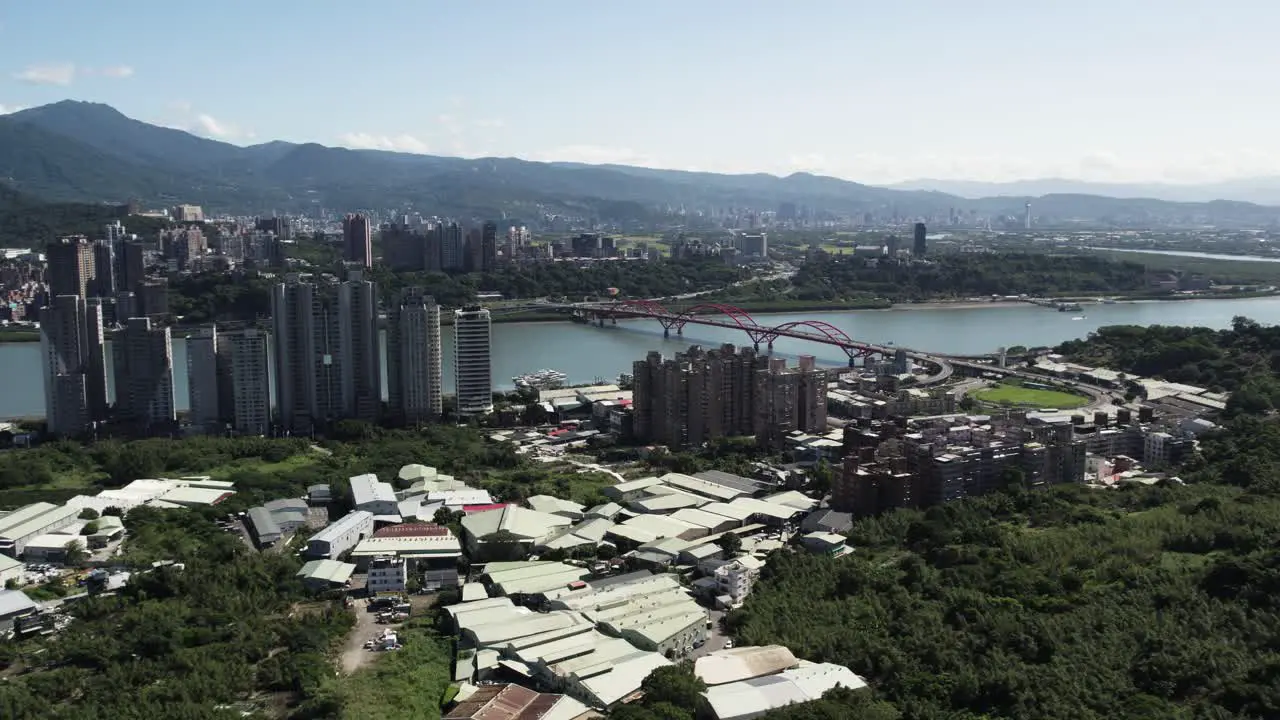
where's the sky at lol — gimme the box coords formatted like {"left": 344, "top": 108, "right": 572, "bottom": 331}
{"left": 3, "top": 1, "right": 1279, "bottom": 185}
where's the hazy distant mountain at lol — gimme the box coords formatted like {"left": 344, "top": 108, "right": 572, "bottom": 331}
{"left": 3, "top": 101, "right": 1280, "bottom": 226}
{"left": 888, "top": 177, "right": 1280, "bottom": 206}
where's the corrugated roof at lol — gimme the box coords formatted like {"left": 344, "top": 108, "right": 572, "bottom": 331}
{"left": 350, "top": 474, "right": 396, "bottom": 506}
{"left": 659, "top": 472, "right": 747, "bottom": 501}
{"left": 694, "top": 645, "right": 800, "bottom": 686}
{"left": 0, "top": 589, "right": 36, "bottom": 617}
{"left": 310, "top": 511, "right": 374, "bottom": 543}
{"left": 296, "top": 559, "right": 356, "bottom": 585}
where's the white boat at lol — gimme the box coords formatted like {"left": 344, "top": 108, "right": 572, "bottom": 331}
{"left": 513, "top": 369, "right": 568, "bottom": 390}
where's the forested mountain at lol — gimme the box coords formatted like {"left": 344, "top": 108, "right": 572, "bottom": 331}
{"left": 4, "top": 100, "right": 1280, "bottom": 226}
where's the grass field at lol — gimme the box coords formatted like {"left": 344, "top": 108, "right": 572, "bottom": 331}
{"left": 972, "top": 380, "right": 1090, "bottom": 409}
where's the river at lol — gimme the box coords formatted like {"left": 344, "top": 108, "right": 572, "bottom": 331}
{"left": 5, "top": 295, "right": 1280, "bottom": 420}
{"left": 1089, "top": 247, "right": 1280, "bottom": 263}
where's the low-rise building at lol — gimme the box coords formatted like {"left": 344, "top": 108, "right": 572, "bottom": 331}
{"left": 246, "top": 506, "right": 282, "bottom": 547}
{"left": 550, "top": 572, "right": 708, "bottom": 660}
{"left": 443, "top": 683, "right": 590, "bottom": 720}
{"left": 0, "top": 554, "right": 22, "bottom": 586}
{"left": 306, "top": 510, "right": 374, "bottom": 560}
{"left": 349, "top": 474, "right": 399, "bottom": 516}
{"left": 0, "top": 503, "right": 81, "bottom": 557}
{"left": 703, "top": 661, "right": 868, "bottom": 720}
{"left": 713, "top": 556, "right": 765, "bottom": 607}
{"left": 22, "top": 533, "right": 87, "bottom": 563}
{"left": 366, "top": 556, "right": 408, "bottom": 594}
{"left": 460, "top": 506, "right": 573, "bottom": 559}
{"left": 296, "top": 559, "right": 356, "bottom": 591}
{"left": 0, "top": 589, "right": 37, "bottom": 632}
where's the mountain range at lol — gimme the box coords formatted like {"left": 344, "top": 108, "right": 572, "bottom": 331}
{"left": 887, "top": 177, "right": 1280, "bottom": 206}
{"left": 1, "top": 100, "right": 1279, "bottom": 227}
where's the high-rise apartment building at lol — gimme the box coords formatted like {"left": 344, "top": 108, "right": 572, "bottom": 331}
{"left": 632, "top": 344, "right": 826, "bottom": 450}
{"left": 338, "top": 270, "right": 381, "bottom": 423}
{"left": 439, "top": 222, "right": 465, "bottom": 271}
{"left": 39, "top": 295, "right": 107, "bottom": 437}
{"left": 272, "top": 275, "right": 346, "bottom": 434}
{"left": 91, "top": 239, "right": 116, "bottom": 297}
{"left": 113, "top": 317, "right": 176, "bottom": 434}
{"left": 387, "top": 288, "right": 443, "bottom": 424}
{"left": 480, "top": 221, "right": 498, "bottom": 271}
{"left": 453, "top": 306, "right": 493, "bottom": 416}
{"left": 83, "top": 299, "right": 109, "bottom": 419}
{"left": 913, "top": 223, "right": 927, "bottom": 257}
{"left": 342, "top": 213, "right": 373, "bottom": 267}
{"left": 119, "top": 240, "right": 147, "bottom": 293}
{"left": 46, "top": 236, "right": 96, "bottom": 298}
{"left": 187, "top": 326, "right": 222, "bottom": 433}
{"left": 219, "top": 329, "right": 271, "bottom": 436}
{"left": 255, "top": 216, "right": 292, "bottom": 240}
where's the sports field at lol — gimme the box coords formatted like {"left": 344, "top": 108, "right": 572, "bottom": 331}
{"left": 972, "top": 380, "right": 1090, "bottom": 409}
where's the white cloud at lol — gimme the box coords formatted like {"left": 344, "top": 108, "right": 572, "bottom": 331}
{"left": 0, "top": 104, "right": 26, "bottom": 115}
{"left": 474, "top": 118, "right": 504, "bottom": 129}
{"left": 93, "top": 65, "right": 134, "bottom": 79}
{"left": 14, "top": 62, "right": 76, "bottom": 86}
{"left": 339, "top": 132, "right": 430, "bottom": 153}
{"left": 529, "top": 145, "right": 661, "bottom": 167}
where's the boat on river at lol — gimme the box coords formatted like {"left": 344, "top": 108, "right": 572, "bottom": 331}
{"left": 513, "top": 369, "right": 568, "bottom": 390}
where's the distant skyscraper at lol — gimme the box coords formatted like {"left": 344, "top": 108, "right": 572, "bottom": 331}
{"left": 387, "top": 288, "right": 443, "bottom": 424}
{"left": 440, "top": 222, "right": 465, "bottom": 271}
{"left": 342, "top": 213, "right": 373, "bottom": 267}
{"left": 113, "top": 317, "right": 176, "bottom": 434}
{"left": 39, "top": 295, "right": 107, "bottom": 437}
{"left": 187, "top": 326, "right": 222, "bottom": 433}
{"left": 1024, "top": 202, "right": 1032, "bottom": 230}
{"left": 272, "top": 274, "right": 345, "bottom": 434}
{"left": 339, "top": 269, "right": 381, "bottom": 423}
{"left": 913, "top": 223, "right": 927, "bottom": 257}
{"left": 481, "top": 221, "right": 498, "bottom": 271}
{"left": 119, "top": 240, "right": 147, "bottom": 293}
{"left": 46, "top": 236, "right": 96, "bottom": 298}
{"left": 91, "top": 239, "right": 116, "bottom": 297}
{"left": 220, "top": 329, "right": 271, "bottom": 436}
{"left": 453, "top": 306, "right": 493, "bottom": 416}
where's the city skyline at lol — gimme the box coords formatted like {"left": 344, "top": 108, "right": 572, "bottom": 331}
{"left": 4, "top": 2, "right": 1280, "bottom": 185}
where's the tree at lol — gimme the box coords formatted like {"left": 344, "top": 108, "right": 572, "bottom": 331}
{"left": 640, "top": 663, "right": 706, "bottom": 709}
{"left": 77, "top": 507, "right": 99, "bottom": 520}
{"left": 717, "top": 532, "right": 743, "bottom": 556}
{"left": 80, "top": 520, "right": 100, "bottom": 536}
{"left": 62, "top": 540, "right": 88, "bottom": 567}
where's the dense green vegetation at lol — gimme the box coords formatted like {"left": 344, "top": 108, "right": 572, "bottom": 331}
{"left": 167, "top": 272, "right": 276, "bottom": 325}
{"left": 1086, "top": 249, "right": 1280, "bottom": 285}
{"left": 308, "top": 619, "right": 454, "bottom": 720}
{"left": 793, "top": 253, "right": 1150, "bottom": 302}
{"left": 732, "top": 422, "right": 1280, "bottom": 718}
{"left": 0, "top": 184, "right": 169, "bottom": 249}
{"left": 726, "top": 318, "right": 1280, "bottom": 719}
{"left": 1056, "top": 316, "right": 1280, "bottom": 415}
{"left": 0, "top": 509, "right": 354, "bottom": 719}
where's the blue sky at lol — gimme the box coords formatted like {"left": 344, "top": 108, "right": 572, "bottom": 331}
{"left": 2, "top": 1, "right": 1278, "bottom": 184}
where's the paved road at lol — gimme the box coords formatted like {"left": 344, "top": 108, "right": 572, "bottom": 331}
{"left": 690, "top": 609, "right": 731, "bottom": 660}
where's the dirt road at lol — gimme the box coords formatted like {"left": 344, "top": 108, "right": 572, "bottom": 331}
{"left": 339, "top": 598, "right": 391, "bottom": 675}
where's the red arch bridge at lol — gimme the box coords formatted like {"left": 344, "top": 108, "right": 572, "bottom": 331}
{"left": 567, "top": 300, "right": 955, "bottom": 380}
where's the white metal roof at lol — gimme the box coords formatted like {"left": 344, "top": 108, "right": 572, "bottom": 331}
{"left": 0, "top": 589, "right": 36, "bottom": 617}
{"left": 659, "top": 472, "right": 747, "bottom": 501}
{"left": 461, "top": 506, "right": 572, "bottom": 541}
{"left": 310, "top": 510, "right": 373, "bottom": 543}
{"left": 297, "top": 559, "right": 356, "bottom": 584}
{"left": 350, "top": 474, "right": 396, "bottom": 506}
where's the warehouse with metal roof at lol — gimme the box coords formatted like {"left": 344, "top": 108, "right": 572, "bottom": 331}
{"left": 483, "top": 560, "right": 591, "bottom": 597}
{"left": 658, "top": 472, "right": 751, "bottom": 502}
{"left": 246, "top": 506, "right": 282, "bottom": 547}
{"left": 702, "top": 662, "right": 868, "bottom": 720}
{"left": 296, "top": 559, "right": 356, "bottom": 590}
{"left": 602, "top": 476, "right": 664, "bottom": 502}
{"left": 306, "top": 510, "right": 374, "bottom": 560}
{"left": 525, "top": 495, "right": 586, "bottom": 519}
{"left": 0, "top": 503, "right": 80, "bottom": 557}
{"left": 460, "top": 506, "right": 572, "bottom": 557}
